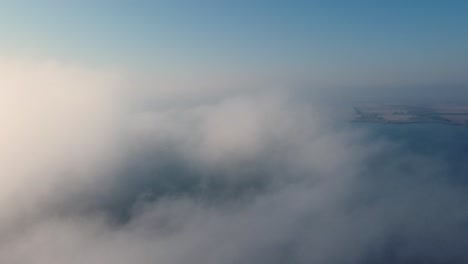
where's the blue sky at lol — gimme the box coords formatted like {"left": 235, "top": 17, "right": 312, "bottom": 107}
{"left": 1, "top": 0, "right": 467, "bottom": 83}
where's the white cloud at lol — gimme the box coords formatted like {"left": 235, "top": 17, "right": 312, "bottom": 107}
{"left": 0, "top": 57, "right": 467, "bottom": 264}
{"left": 0, "top": 58, "right": 123, "bottom": 230}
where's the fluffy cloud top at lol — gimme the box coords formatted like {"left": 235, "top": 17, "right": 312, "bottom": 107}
{"left": 0, "top": 58, "right": 467, "bottom": 264}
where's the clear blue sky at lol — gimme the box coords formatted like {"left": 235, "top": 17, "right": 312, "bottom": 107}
{"left": 1, "top": 0, "right": 467, "bottom": 83}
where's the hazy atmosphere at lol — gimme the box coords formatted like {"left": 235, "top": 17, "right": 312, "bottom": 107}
{"left": 1, "top": 1, "right": 468, "bottom": 263}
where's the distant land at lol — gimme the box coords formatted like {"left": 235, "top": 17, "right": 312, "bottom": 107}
{"left": 353, "top": 104, "right": 468, "bottom": 126}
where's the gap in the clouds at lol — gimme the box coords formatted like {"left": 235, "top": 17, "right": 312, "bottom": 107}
{"left": 98, "top": 150, "right": 277, "bottom": 224}
{"left": 357, "top": 123, "right": 468, "bottom": 184}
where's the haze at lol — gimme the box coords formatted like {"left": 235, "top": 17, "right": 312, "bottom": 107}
{"left": 0, "top": 1, "right": 468, "bottom": 263}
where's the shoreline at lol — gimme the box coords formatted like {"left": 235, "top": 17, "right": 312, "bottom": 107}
{"left": 352, "top": 120, "right": 468, "bottom": 127}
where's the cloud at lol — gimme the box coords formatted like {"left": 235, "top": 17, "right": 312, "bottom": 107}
{"left": 0, "top": 58, "right": 123, "bottom": 231}
{"left": 0, "top": 57, "right": 467, "bottom": 264}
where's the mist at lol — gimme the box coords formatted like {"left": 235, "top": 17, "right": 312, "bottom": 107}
{"left": 0, "top": 57, "right": 468, "bottom": 264}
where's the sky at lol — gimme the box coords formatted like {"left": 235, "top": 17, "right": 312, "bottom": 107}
{"left": 2, "top": 1, "right": 468, "bottom": 264}
{"left": 1, "top": 0, "right": 467, "bottom": 84}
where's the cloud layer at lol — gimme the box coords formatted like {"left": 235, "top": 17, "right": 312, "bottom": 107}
{"left": 0, "top": 58, "right": 468, "bottom": 264}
